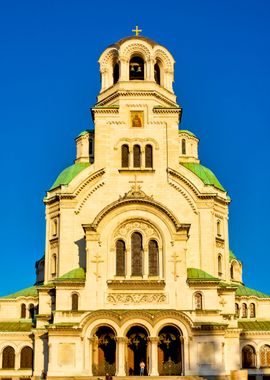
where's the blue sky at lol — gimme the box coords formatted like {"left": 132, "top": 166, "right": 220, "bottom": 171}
{"left": 0, "top": 0, "right": 269, "bottom": 296}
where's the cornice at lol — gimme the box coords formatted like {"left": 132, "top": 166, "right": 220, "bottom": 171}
{"left": 107, "top": 279, "right": 165, "bottom": 290}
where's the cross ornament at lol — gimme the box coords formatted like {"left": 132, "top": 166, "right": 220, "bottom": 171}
{"left": 132, "top": 26, "right": 142, "bottom": 36}
{"left": 169, "top": 252, "right": 181, "bottom": 281}
{"left": 129, "top": 175, "right": 143, "bottom": 192}
{"left": 219, "top": 297, "right": 227, "bottom": 307}
{"left": 91, "top": 253, "right": 104, "bottom": 280}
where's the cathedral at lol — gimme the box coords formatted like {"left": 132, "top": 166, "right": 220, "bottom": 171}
{"left": 1, "top": 32, "right": 270, "bottom": 380}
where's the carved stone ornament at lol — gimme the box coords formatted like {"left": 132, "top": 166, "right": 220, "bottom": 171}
{"left": 114, "top": 219, "right": 159, "bottom": 239}
{"left": 107, "top": 293, "right": 167, "bottom": 305}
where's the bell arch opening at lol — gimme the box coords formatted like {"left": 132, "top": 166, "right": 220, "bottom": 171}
{"left": 129, "top": 56, "right": 145, "bottom": 80}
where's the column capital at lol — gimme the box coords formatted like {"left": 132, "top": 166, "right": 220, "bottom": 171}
{"left": 116, "top": 336, "right": 127, "bottom": 343}
{"left": 148, "top": 336, "right": 159, "bottom": 343}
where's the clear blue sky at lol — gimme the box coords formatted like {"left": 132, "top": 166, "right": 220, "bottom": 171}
{"left": 0, "top": 0, "right": 269, "bottom": 296}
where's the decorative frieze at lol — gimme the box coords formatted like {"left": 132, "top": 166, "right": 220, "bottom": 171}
{"left": 107, "top": 293, "right": 167, "bottom": 305}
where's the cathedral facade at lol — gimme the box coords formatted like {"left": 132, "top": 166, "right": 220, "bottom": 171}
{"left": 1, "top": 34, "right": 270, "bottom": 380}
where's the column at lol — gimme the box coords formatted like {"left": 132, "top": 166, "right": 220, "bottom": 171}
{"left": 148, "top": 337, "right": 159, "bottom": 376}
{"left": 116, "top": 337, "right": 126, "bottom": 376}
{"left": 86, "top": 337, "right": 94, "bottom": 376}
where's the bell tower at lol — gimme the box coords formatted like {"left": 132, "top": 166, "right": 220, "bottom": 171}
{"left": 92, "top": 31, "right": 182, "bottom": 172}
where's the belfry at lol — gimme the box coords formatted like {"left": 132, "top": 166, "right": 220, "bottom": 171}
{"left": 1, "top": 32, "right": 270, "bottom": 380}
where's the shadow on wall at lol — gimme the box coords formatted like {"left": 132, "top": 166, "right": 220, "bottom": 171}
{"left": 75, "top": 238, "right": 86, "bottom": 270}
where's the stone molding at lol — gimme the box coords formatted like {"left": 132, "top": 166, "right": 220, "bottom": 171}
{"left": 106, "top": 293, "right": 167, "bottom": 305}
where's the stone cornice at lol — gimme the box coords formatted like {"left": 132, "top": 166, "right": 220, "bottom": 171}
{"left": 107, "top": 279, "right": 165, "bottom": 290}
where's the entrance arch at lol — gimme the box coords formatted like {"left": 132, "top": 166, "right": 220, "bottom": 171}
{"left": 92, "top": 326, "right": 116, "bottom": 375}
{"left": 127, "top": 326, "right": 149, "bottom": 375}
{"left": 158, "top": 325, "right": 182, "bottom": 375}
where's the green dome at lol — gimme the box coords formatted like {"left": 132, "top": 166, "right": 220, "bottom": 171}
{"left": 181, "top": 162, "right": 226, "bottom": 192}
{"left": 56, "top": 267, "right": 86, "bottom": 281}
{"left": 236, "top": 284, "right": 269, "bottom": 298}
{"left": 77, "top": 129, "right": 92, "bottom": 138}
{"left": 49, "top": 162, "right": 90, "bottom": 190}
{"left": 1, "top": 286, "right": 38, "bottom": 299}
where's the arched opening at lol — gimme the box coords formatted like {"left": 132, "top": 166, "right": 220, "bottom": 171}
{"left": 182, "top": 139, "right": 186, "bottom": 155}
{"left": 242, "top": 345, "right": 256, "bottom": 368}
{"left": 158, "top": 325, "right": 182, "bottom": 375}
{"left": 29, "top": 303, "right": 35, "bottom": 319}
{"left": 133, "top": 145, "right": 141, "bottom": 168}
{"left": 249, "top": 303, "right": 256, "bottom": 318}
{"left": 145, "top": 144, "right": 153, "bottom": 168}
{"left": 113, "top": 62, "right": 119, "bottom": 84}
{"left": 51, "top": 254, "right": 57, "bottom": 277}
{"left": 21, "top": 303, "right": 26, "bottom": 318}
{"left": 217, "top": 220, "right": 221, "bottom": 236}
{"left": 154, "top": 63, "right": 161, "bottom": 85}
{"left": 218, "top": 254, "right": 222, "bottom": 277}
{"left": 194, "top": 292, "right": 203, "bottom": 310}
{"left": 242, "top": 303, "right": 247, "bottom": 318}
{"left": 127, "top": 326, "right": 148, "bottom": 375}
{"left": 129, "top": 56, "right": 144, "bottom": 80}
{"left": 230, "top": 264, "right": 234, "bottom": 279}
{"left": 131, "top": 232, "right": 143, "bottom": 276}
{"left": 260, "top": 345, "right": 270, "bottom": 367}
{"left": 148, "top": 239, "right": 159, "bottom": 276}
{"left": 235, "top": 303, "right": 240, "bottom": 318}
{"left": 116, "top": 239, "right": 126, "bottom": 276}
{"left": 2, "top": 346, "right": 15, "bottom": 369}
{"left": 71, "top": 293, "right": 79, "bottom": 311}
{"left": 92, "top": 326, "right": 116, "bottom": 376}
{"left": 20, "top": 346, "right": 33, "bottom": 369}
{"left": 121, "top": 144, "right": 129, "bottom": 168}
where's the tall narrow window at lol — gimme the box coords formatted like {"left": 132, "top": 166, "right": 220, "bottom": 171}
{"left": 230, "top": 263, "right": 234, "bottom": 279}
{"left": 116, "top": 239, "right": 126, "bottom": 276}
{"left": 218, "top": 255, "right": 222, "bottom": 277}
{"left": 20, "top": 346, "right": 33, "bottom": 369}
{"left": 113, "top": 62, "right": 119, "bottom": 84}
{"left": 235, "top": 303, "right": 240, "bottom": 318}
{"left": 249, "top": 303, "right": 256, "bottom": 318}
{"left": 29, "top": 303, "right": 35, "bottom": 319}
{"left": 71, "top": 293, "right": 79, "bottom": 311}
{"left": 121, "top": 144, "right": 129, "bottom": 168}
{"left": 51, "top": 254, "right": 57, "bottom": 276}
{"left": 154, "top": 63, "right": 161, "bottom": 85}
{"left": 242, "top": 303, "right": 247, "bottom": 318}
{"left": 242, "top": 345, "right": 256, "bottom": 368}
{"left": 260, "top": 345, "right": 270, "bottom": 367}
{"left": 21, "top": 303, "right": 26, "bottom": 319}
{"left": 129, "top": 56, "right": 144, "bottom": 80}
{"left": 89, "top": 138, "right": 94, "bottom": 156}
{"left": 182, "top": 139, "right": 186, "bottom": 155}
{"left": 2, "top": 346, "right": 15, "bottom": 369}
{"left": 131, "top": 232, "right": 143, "bottom": 276}
{"left": 217, "top": 220, "right": 221, "bottom": 236}
{"left": 148, "top": 240, "right": 159, "bottom": 276}
{"left": 194, "top": 292, "right": 202, "bottom": 310}
{"left": 133, "top": 145, "right": 141, "bottom": 168}
{"left": 145, "top": 144, "right": 153, "bottom": 168}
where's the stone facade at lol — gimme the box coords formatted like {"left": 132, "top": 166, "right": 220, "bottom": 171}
{"left": 0, "top": 35, "right": 270, "bottom": 380}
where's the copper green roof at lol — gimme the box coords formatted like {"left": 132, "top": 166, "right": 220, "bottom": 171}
{"left": 229, "top": 250, "right": 237, "bottom": 261}
{"left": 235, "top": 284, "right": 269, "bottom": 298}
{"left": 179, "top": 130, "right": 197, "bottom": 138}
{"left": 238, "top": 320, "right": 270, "bottom": 331}
{"left": 187, "top": 268, "right": 219, "bottom": 281}
{"left": 50, "top": 162, "right": 90, "bottom": 190}
{"left": 1, "top": 286, "right": 38, "bottom": 299}
{"left": 77, "top": 129, "right": 92, "bottom": 137}
{"left": 181, "top": 162, "right": 226, "bottom": 192}
{"left": 56, "top": 267, "right": 86, "bottom": 281}
{"left": 0, "top": 322, "right": 33, "bottom": 332}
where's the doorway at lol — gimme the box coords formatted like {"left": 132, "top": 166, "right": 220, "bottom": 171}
{"left": 127, "top": 326, "right": 148, "bottom": 375}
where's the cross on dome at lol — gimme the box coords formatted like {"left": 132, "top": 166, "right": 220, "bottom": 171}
{"left": 132, "top": 25, "right": 142, "bottom": 36}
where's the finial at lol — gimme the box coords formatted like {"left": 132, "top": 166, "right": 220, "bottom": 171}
{"left": 132, "top": 25, "right": 142, "bottom": 36}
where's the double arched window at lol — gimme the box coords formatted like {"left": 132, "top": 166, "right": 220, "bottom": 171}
{"left": 115, "top": 232, "right": 159, "bottom": 277}
{"left": 121, "top": 144, "right": 153, "bottom": 169}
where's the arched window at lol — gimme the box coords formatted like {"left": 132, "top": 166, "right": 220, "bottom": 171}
{"left": 230, "top": 264, "right": 234, "bottom": 279}
{"left": 148, "top": 240, "right": 159, "bottom": 276}
{"left": 182, "top": 139, "right": 186, "bottom": 155}
{"left": 260, "top": 345, "right": 270, "bottom": 367}
{"left": 131, "top": 232, "right": 143, "bottom": 276}
{"left": 129, "top": 56, "right": 144, "bottom": 80}
{"left": 53, "top": 219, "right": 57, "bottom": 236}
{"left": 217, "top": 220, "right": 221, "bottom": 236}
{"left": 2, "top": 346, "right": 15, "bottom": 369}
{"left": 145, "top": 144, "right": 153, "bottom": 168}
{"left": 20, "top": 346, "right": 33, "bottom": 369}
{"left": 194, "top": 292, "right": 202, "bottom": 310}
{"left": 71, "top": 293, "right": 79, "bottom": 311}
{"left": 218, "top": 255, "right": 222, "bottom": 277}
{"left": 51, "top": 254, "right": 57, "bottom": 276}
{"left": 133, "top": 145, "right": 141, "bottom": 168}
{"left": 242, "top": 345, "right": 256, "bottom": 368}
{"left": 21, "top": 303, "right": 26, "bottom": 319}
{"left": 154, "top": 63, "right": 161, "bottom": 85}
{"left": 235, "top": 303, "right": 240, "bottom": 318}
{"left": 249, "top": 303, "right": 256, "bottom": 318}
{"left": 29, "top": 303, "right": 35, "bottom": 319}
{"left": 121, "top": 144, "right": 129, "bottom": 168}
{"left": 242, "top": 303, "right": 248, "bottom": 318}
{"left": 89, "top": 138, "right": 94, "bottom": 156}
{"left": 113, "top": 62, "right": 119, "bottom": 84}
{"left": 116, "top": 239, "right": 126, "bottom": 276}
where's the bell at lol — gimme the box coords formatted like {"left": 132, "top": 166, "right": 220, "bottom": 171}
{"left": 137, "top": 66, "right": 142, "bottom": 72}
{"left": 131, "top": 65, "right": 135, "bottom": 72}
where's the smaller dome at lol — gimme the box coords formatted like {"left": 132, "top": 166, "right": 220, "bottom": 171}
{"left": 113, "top": 35, "right": 159, "bottom": 48}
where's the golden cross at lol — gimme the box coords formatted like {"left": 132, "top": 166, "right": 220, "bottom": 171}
{"left": 169, "top": 252, "right": 181, "bottom": 281}
{"left": 129, "top": 175, "right": 143, "bottom": 192}
{"left": 132, "top": 25, "right": 142, "bottom": 36}
{"left": 91, "top": 253, "right": 104, "bottom": 280}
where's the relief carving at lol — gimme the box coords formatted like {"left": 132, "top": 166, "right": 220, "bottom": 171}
{"left": 107, "top": 293, "right": 167, "bottom": 305}
{"left": 114, "top": 220, "right": 159, "bottom": 239}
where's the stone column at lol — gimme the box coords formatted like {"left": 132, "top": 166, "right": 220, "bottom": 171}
{"left": 86, "top": 337, "right": 94, "bottom": 376}
{"left": 148, "top": 337, "right": 159, "bottom": 376}
{"left": 116, "top": 337, "right": 126, "bottom": 376}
